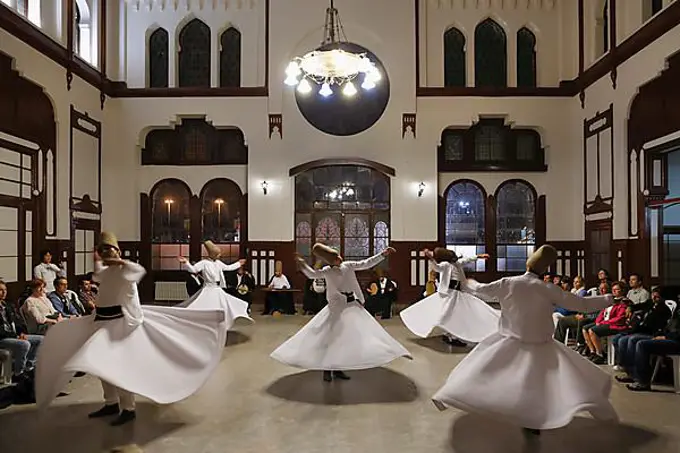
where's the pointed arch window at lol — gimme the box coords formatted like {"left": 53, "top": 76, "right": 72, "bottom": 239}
{"left": 496, "top": 181, "right": 536, "bottom": 272}
{"left": 148, "top": 28, "right": 169, "bottom": 88}
{"left": 178, "top": 19, "right": 211, "bottom": 88}
{"left": 445, "top": 181, "right": 486, "bottom": 272}
{"left": 220, "top": 27, "right": 241, "bottom": 87}
{"left": 474, "top": 19, "right": 507, "bottom": 88}
{"left": 516, "top": 27, "right": 537, "bottom": 88}
{"left": 443, "top": 27, "right": 466, "bottom": 87}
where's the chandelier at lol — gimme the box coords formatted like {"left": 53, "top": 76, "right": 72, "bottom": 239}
{"left": 284, "top": 0, "right": 382, "bottom": 97}
{"left": 325, "top": 183, "right": 355, "bottom": 200}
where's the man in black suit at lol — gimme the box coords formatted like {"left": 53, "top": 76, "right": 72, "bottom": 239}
{"left": 365, "top": 269, "right": 398, "bottom": 319}
{"left": 225, "top": 266, "right": 256, "bottom": 312}
{"left": 185, "top": 271, "right": 203, "bottom": 297}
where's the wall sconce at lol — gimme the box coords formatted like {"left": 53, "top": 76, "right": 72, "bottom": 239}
{"left": 417, "top": 182, "right": 425, "bottom": 197}
{"left": 261, "top": 181, "right": 269, "bottom": 195}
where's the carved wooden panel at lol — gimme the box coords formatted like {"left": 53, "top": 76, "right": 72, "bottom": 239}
{"left": 583, "top": 104, "right": 614, "bottom": 215}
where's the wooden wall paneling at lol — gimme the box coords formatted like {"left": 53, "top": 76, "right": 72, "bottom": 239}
{"left": 388, "top": 241, "right": 438, "bottom": 306}
{"left": 248, "top": 241, "right": 295, "bottom": 307}
{"left": 584, "top": 219, "right": 613, "bottom": 283}
{"left": 536, "top": 195, "right": 547, "bottom": 246}
{"left": 139, "top": 193, "right": 153, "bottom": 302}
{"left": 549, "top": 241, "right": 586, "bottom": 279}
{"left": 584, "top": 104, "right": 615, "bottom": 215}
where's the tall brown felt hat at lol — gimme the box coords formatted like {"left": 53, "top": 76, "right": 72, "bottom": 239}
{"left": 99, "top": 231, "right": 119, "bottom": 251}
{"left": 433, "top": 247, "right": 457, "bottom": 263}
{"left": 204, "top": 241, "right": 222, "bottom": 259}
{"left": 312, "top": 243, "right": 340, "bottom": 264}
{"left": 275, "top": 260, "right": 283, "bottom": 273}
{"left": 526, "top": 245, "right": 558, "bottom": 275}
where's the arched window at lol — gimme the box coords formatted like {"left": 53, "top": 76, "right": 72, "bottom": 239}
{"left": 3, "top": 0, "right": 38, "bottom": 23}
{"left": 443, "top": 27, "right": 466, "bottom": 87}
{"left": 294, "top": 165, "right": 390, "bottom": 262}
{"left": 200, "top": 179, "right": 243, "bottom": 264}
{"left": 150, "top": 179, "right": 191, "bottom": 270}
{"left": 596, "top": 0, "right": 610, "bottom": 57}
{"left": 445, "top": 181, "right": 486, "bottom": 272}
{"left": 220, "top": 27, "right": 241, "bottom": 87}
{"left": 178, "top": 19, "right": 211, "bottom": 87}
{"left": 516, "top": 27, "right": 536, "bottom": 87}
{"left": 148, "top": 28, "right": 169, "bottom": 88}
{"left": 73, "top": 0, "right": 95, "bottom": 65}
{"left": 496, "top": 180, "right": 536, "bottom": 272}
{"left": 474, "top": 18, "right": 507, "bottom": 88}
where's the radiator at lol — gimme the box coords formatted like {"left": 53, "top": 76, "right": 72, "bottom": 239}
{"left": 154, "top": 282, "right": 189, "bottom": 301}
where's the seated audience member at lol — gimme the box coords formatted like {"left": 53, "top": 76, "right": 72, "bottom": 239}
{"left": 21, "top": 279, "right": 63, "bottom": 334}
{"left": 612, "top": 287, "right": 672, "bottom": 371}
{"left": 85, "top": 272, "right": 99, "bottom": 295}
{"left": 263, "top": 261, "right": 295, "bottom": 315}
{"left": 552, "top": 276, "right": 577, "bottom": 326}
{"left": 571, "top": 275, "right": 588, "bottom": 297}
{"left": 627, "top": 273, "right": 651, "bottom": 306}
{"left": 48, "top": 277, "right": 85, "bottom": 317}
{"left": 542, "top": 272, "right": 554, "bottom": 283}
{"left": 33, "top": 249, "right": 65, "bottom": 293}
{"left": 0, "top": 281, "right": 42, "bottom": 381}
{"left": 365, "top": 268, "right": 398, "bottom": 319}
{"left": 615, "top": 303, "right": 680, "bottom": 392}
{"left": 77, "top": 276, "right": 97, "bottom": 315}
{"left": 554, "top": 280, "right": 611, "bottom": 346}
{"left": 302, "top": 262, "right": 328, "bottom": 315}
{"left": 552, "top": 274, "right": 562, "bottom": 286}
{"left": 582, "top": 281, "right": 630, "bottom": 364}
{"left": 226, "top": 265, "right": 256, "bottom": 312}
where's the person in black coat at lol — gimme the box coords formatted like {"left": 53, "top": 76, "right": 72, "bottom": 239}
{"left": 364, "top": 268, "right": 398, "bottom": 319}
{"left": 302, "top": 262, "right": 327, "bottom": 315}
{"left": 225, "top": 266, "right": 256, "bottom": 311}
{"left": 185, "top": 272, "right": 203, "bottom": 298}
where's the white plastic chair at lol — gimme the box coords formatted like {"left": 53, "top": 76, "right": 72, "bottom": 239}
{"left": 651, "top": 355, "right": 680, "bottom": 393}
{"left": 665, "top": 300, "right": 677, "bottom": 315}
{"left": 0, "top": 349, "right": 12, "bottom": 385}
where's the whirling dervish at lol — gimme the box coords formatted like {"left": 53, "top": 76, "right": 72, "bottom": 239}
{"left": 399, "top": 247, "right": 499, "bottom": 344}
{"left": 271, "top": 243, "right": 412, "bottom": 382}
{"left": 432, "top": 245, "right": 619, "bottom": 435}
{"left": 177, "top": 240, "right": 253, "bottom": 331}
{"left": 35, "top": 233, "right": 228, "bottom": 426}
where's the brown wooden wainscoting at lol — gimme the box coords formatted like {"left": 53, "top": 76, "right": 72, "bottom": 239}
{"left": 548, "top": 241, "right": 587, "bottom": 281}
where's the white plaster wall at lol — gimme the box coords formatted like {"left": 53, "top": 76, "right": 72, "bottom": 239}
{"left": 422, "top": 97, "right": 581, "bottom": 241}
{"left": 421, "top": 0, "right": 565, "bottom": 87}
{"left": 124, "top": 0, "right": 265, "bottom": 87}
{"left": 579, "top": 22, "right": 680, "bottom": 240}
{"left": 0, "top": 28, "right": 104, "bottom": 240}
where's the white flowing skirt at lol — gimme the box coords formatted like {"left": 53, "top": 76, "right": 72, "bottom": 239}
{"left": 432, "top": 333, "right": 618, "bottom": 430}
{"left": 271, "top": 301, "right": 413, "bottom": 370}
{"left": 400, "top": 290, "right": 500, "bottom": 343}
{"left": 36, "top": 306, "right": 227, "bottom": 410}
{"left": 177, "top": 284, "right": 253, "bottom": 331}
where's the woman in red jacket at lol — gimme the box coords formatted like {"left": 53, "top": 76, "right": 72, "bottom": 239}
{"left": 581, "top": 281, "right": 630, "bottom": 364}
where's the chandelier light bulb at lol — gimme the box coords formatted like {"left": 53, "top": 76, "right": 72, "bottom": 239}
{"left": 284, "top": 74, "right": 300, "bottom": 86}
{"left": 361, "top": 78, "right": 376, "bottom": 90}
{"left": 367, "top": 69, "right": 382, "bottom": 82}
{"left": 297, "top": 78, "right": 312, "bottom": 94}
{"left": 342, "top": 82, "right": 357, "bottom": 97}
{"left": 319, "top": 83, "right": 333, "bottom": 97}
{"left": 285, "top": 61, "right": 301, "bottom": 77}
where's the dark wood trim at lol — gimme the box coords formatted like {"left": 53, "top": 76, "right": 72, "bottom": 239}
{"left": 289, "top": 158, "right": 396, "bottom": 177}
{"left": 536, "top": 195, "right": 547, "bottom": 246}
{"left": 111, "top": 86, "right": 268, "bottom": 97}
{"left": 583, "top": 104, "right": 615, "bottom": 214}
{"left": 486, "top": 194, "right": 497, "bottom": 274}
{"left": 69, "top": 105, "right": 103, "bottom": 207}
{"left": 99, "top": 0, "right": 107, "bottom": 107}
{"left": 66, "top": 0, "right": 73, "bottom": 89}
{"left": 584, "top": 218, "right": 613, "bottom": 281}
{"left": 414, "top": 0, "right": 420, "bottom": 89}
{"left": 417, "top": 86, "right": 572, "bottom": 97}
{"left": 264, "top": 0, "right": 269, "bottom": 91}
{"left": 578, "top": 0, "right": 584, "bottom": 76}
{"left": 609, "top": 0, "right": 617, "bottom": 51}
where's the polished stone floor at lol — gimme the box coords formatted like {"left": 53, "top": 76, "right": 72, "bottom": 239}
{"left": 1, "top": 315, "right": 679, "bottom": 453}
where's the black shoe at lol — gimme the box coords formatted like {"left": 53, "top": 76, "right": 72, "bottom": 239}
{"left": 323, "top": 371, "right": 332, "bottom": 382}
{"left": 110, "top": 410, "right": 136, "bottom": 426}
{"left": 332, "top": 371, "right": 351, "bottom": 380}
{"left": 88, "top": 404, "right": 120, "bottom": 418}
{"left": 615, "top": 375, "right": 634, "bottom": 383}
{"left": 447, "top": 338, "right": 467, "bottom": 347}
{"left": 74, "top": 372, "right": 86, "bottom": 378}
{"left": 590, "top": 354, "right": 606, "bottom": 365}
{"left": 523, "top": 428, "right": 541, "bottom": 436}
{"left": 626, "top": 382, "right": 651, "bottom": 392}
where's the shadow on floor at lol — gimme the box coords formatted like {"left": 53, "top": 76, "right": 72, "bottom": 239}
{"left": 265, "top": 367, "right": 419, "bottom": 405}
{"left": 448, "top": 413, "right": 663, "bottom": 453}
{"left": 409, "top": 336, "right": 474, "bottom": 354}
{"left": 225, "top": 331, "right": 250, "bottom": 347}
{"left": 0, "top": 402, "right": 186, "bottom": 453}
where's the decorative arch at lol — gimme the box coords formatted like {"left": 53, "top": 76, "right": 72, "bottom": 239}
{"left": 443, "top": 26, "right": 466, "bottom": 87}
{"left": 516, "top": 27, "right": 537, "bottom": 87}
{"left": 494, "top": 179, "right": 537, "bottom": 272}
{"left": 178, "top": 18, "right": 211, "bottom": 87}
{"left": 148, "top": 27, "right": 169, "bottom": 88}
{"left": 149, "top": 178, "right": 192, "bottom": 270}
{"left": 199, "top": 178, "right": 244, "bottom": 263}
{"left": 443, "top": 179, "right": 487, "bottom": 271}
{"left": 289, "top": 158, "right": 395, "bottom": 177}
{"left": 219, "top": 26, "right": 241, "bottom": 87}
{"left": 474, "top": 18, "right": 507, "bottom": 87}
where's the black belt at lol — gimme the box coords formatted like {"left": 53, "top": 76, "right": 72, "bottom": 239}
{"left": 341, "top": 292, "right": 356, "bottom": 303}
{"left": 450, "top": 279, "right": 461, "bottom": 290}
{"left": 94, "top": 305, "right": 124, "bottom": 321}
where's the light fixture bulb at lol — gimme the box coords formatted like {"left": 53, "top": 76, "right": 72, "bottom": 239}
{"left": 297, "top": 78, "right": 312, "bottom": 94}
{"left": 319, "top": 83, "right": 333, "bottom": 97}
{"left": 284, "top": 74, "right": 299, "bottom": 86}
{"left": 361, "top": 78, "right": 376, "bottom": 90}
{"left": 367, "top": 69, "right": 382, "bottom": 82}
{"left": 342, "top": 82, "right": 357, "bottom": 97}
{"left": 285, "top": 61, "right": 301, "bottom": 78}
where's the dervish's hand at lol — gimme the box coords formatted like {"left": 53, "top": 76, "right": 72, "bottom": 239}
{"left": 382, "top": 247, "right": 396, "bottom": 256}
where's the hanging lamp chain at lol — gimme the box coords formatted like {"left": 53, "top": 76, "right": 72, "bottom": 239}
{"left": 322, "top": 0, "right": 348, "bottom": 46}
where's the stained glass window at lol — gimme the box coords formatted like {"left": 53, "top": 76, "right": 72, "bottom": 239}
{"left": 220, "top": 27, "right": 241, "bottom": 87}
{"left": 444, "top": 27, "right": 466, "bottom": 87}
{"left": 443, "top": 132, "right": 464, "bottom": 161}
{"left": 315, "top": 216, "right": 341, "bottom": 251}
{"left": 182, "top": 122, "right": 209, "bottom": 162}
{"left": 516, "top": 27, "right": 536, "bottom": 88}
{"left": 296, "top": 215, "right": 312, "bottom": 258}
{"left": 474, "top": 19, "right": 507, "bottom": 87}
{"left": 445, "top": 181, "right": 486, "bottom": 272}
{"left": 344, "top": 215, "right": 370, "bottom": 261}
{"left": 151, "top": 179, "right": 191, "bottom": 270}
{"left": 496, "top": 181, "right": 536, "bottom": 272}
{"left": 374, "top": 221, "right": 389, "bottom": 254}
{"left": 475, "top": 124, "right": 505, "bottom": 161}
{"left": 149, "top": 28, "right": 169, "bottom": 88}
{"left": 200, "top": 179, "right": 242, "bottom": 261}
{"left": 178, "top": 19, "right": 211, "bottom": 87}
{"left": 516, "top": 131, "right": 539, "bottom": 161}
